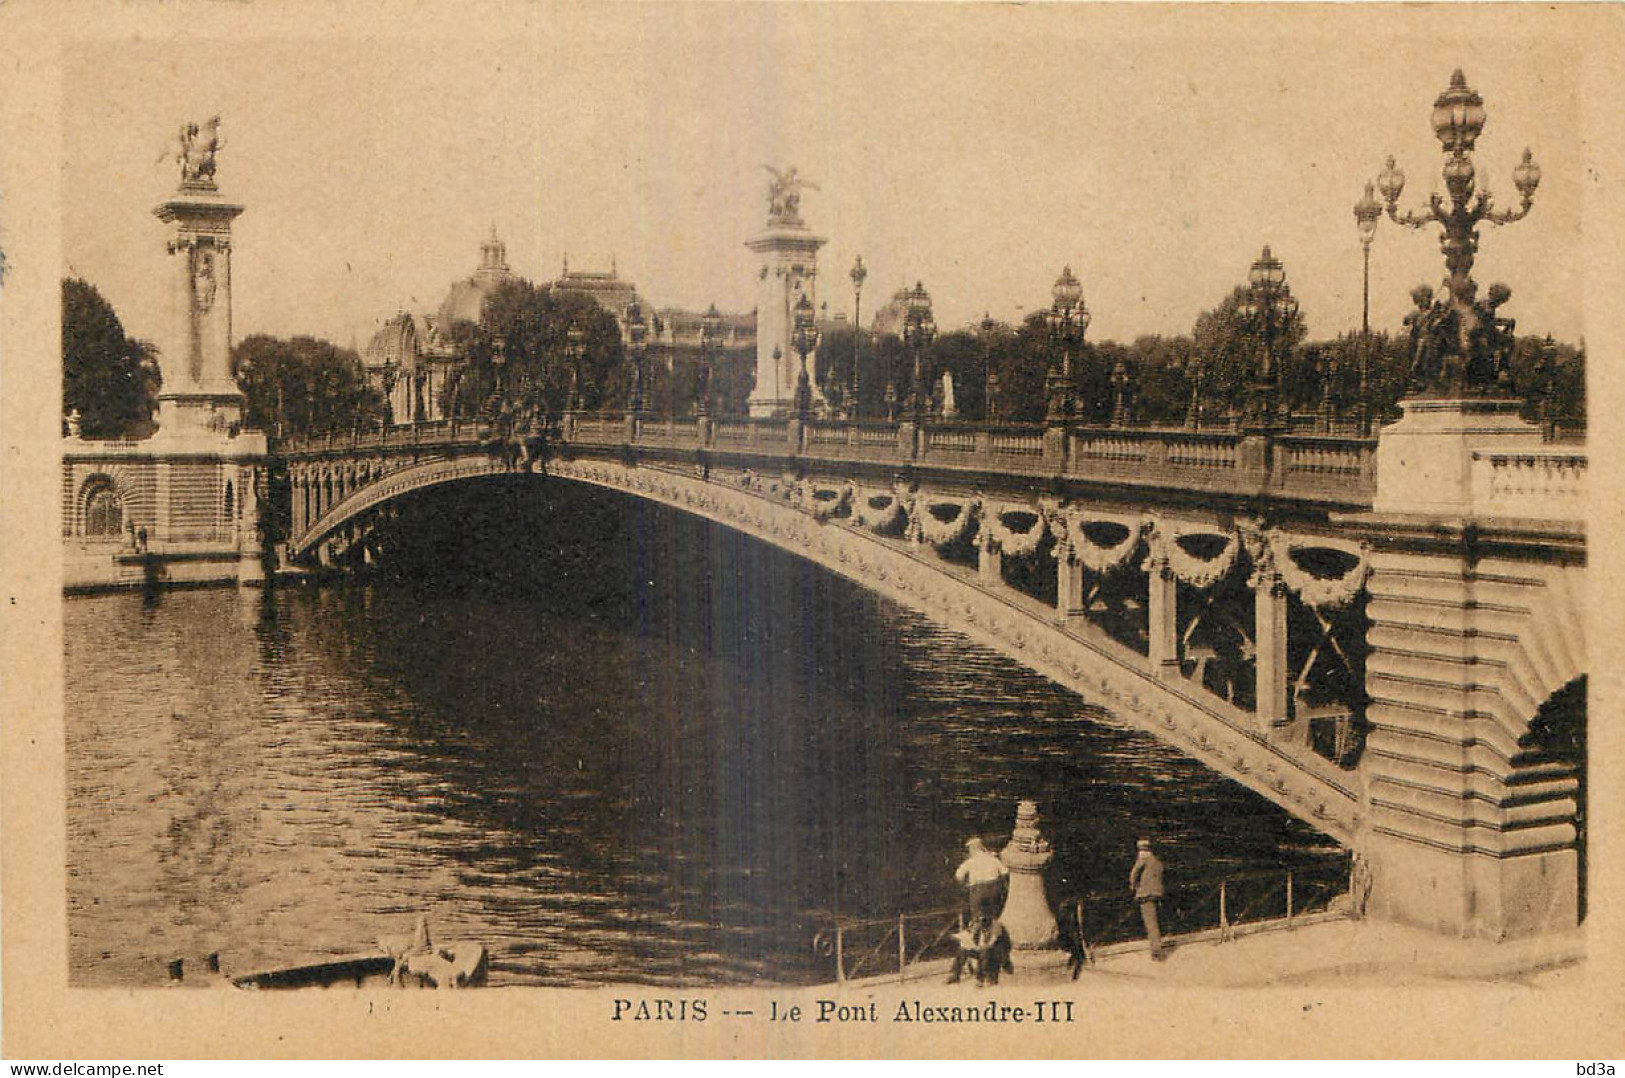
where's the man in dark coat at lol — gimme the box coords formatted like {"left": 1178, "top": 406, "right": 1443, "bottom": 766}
{"left": 1128, "top": 837, "right": 1166, "bottom": 961}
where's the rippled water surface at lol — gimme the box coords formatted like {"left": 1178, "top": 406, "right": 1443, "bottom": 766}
{"left": 66, "top": 478, "right": 1337, "bottom": 987}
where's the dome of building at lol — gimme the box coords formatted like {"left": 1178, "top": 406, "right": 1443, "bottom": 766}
{"left": 364, "top": 311, "right": 422, "bottom": 374}
{"left": 435, "top": 227, "right": 513, "bottom": 330}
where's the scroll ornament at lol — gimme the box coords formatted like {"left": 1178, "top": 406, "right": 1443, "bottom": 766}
{"left": 917, "top": 495, "right": 979, "bottom": 548}
{"left": 986, "top": 501, "right": 1048, "bottom": 559}
{"left": 1267, "top": 532, "right": 1370, "bottom": 611}
{"left": 1164, "top": 523, "right": 1240, "bottom": 591}
{"left": 854, "top": 487, "right": 903, "bottom": 533}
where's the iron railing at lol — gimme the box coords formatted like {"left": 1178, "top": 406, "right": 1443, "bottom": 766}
{"left": 809, "top": 857, "right": 1350, "bottom": 984}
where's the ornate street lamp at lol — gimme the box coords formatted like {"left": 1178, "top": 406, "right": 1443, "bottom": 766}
{"left": 564, "top": 323, "right": 585, "bottom": 413}
{"left": 1375, "top": 69, "right": 1541, "bottom": 395}
{"left": 980, "top": 312, "right": 1000, "bottom": 423}
{"left": 625, "top": 297, "right": 648, "bottom": 414}
{"left": 849, "top": 256, "right": 867, "bottom": 419}
{"left": 1044, "top": 266, "right": 1090, "bottom": 423}
{"left": 1317, "top": 353, "right": 1339, "bottom": 433}
{"left": 1236, "top": 245, "right": 1299, "bottom": 433}
{"left": 1110, "top": 356, "right": 1133, "bottom": 428}
{"left": 698, "top": 303, "right": 723, "bottom": 417}
{"left": 1185, "top": 356, "right": 1207, "bottom": 430}
{"left": 490, "top": 333, "right": 507, "bottom": 405}
{"left": 792, "top": 292, "right": 820, "bottom": 419}
{"left": 901, "top": 280, "right": 936, "bottom": 419}
{"left": 1353, "top": 182, "right": 1383, "bottom": 434}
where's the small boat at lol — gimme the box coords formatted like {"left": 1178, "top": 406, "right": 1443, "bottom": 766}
{"left": 224, "top": 918, "right": 489, "bottom": 990}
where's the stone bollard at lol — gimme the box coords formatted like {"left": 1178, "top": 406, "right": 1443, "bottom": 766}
{"left": 999, "top": 800, "right": 1058, "bottom": 949}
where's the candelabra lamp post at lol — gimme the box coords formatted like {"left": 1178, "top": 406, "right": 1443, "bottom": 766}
{"left": 698, "top": 303, "right": 723, "bottom": 418}
{"left": 1317, "top": 354, "right": 1339, "bottom": 433}
{"left": 1353, "top": 182, "right": 1383, "bottom": 434}
{"left": 625, "top": 298, "right": 647, "bottom": 416}
{"left": 1538, "top": 334, "right": 1559, "bottom": 441}
{"left": 1110, "top": 356, "right": 1133, "bottom": 428}
{"left": 490, "top": 333, "right": 507, "bottom": 406}
{"left": 1375, "top": 68, "right": 1541, "bottom": 396}
{"left": 1236, "top": 245, "right": 1298, "bottom": 434}
{"left": 1185, "top": 357, "right": 1207, "bottom": 430}
{"left": 1044, "top": 266, "right": 1090, "bottom": 424}
{"left": 792, "top": 292, "right": 820, "bottom": 419}
{"left": 564, "top": 323, "right": 585, "bottom": 413}
{"left": 901, "top": 281, "right": 936, "bottom": 419}
{"left": 849, "top": 255, "right": 867, "bottom": 419}
{"left": 980, "top": 312, "right": 1000, "bottom": 423}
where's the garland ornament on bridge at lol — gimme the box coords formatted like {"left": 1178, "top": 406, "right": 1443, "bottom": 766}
{"left": 1063, "top": 511, "right": 1149, "bottom": 576}
{"left": 1266, "top": 532, "right": 1371, "bottom": 611}
{"left": 854, "top": 487, "right": 904, "bottom": 533}
{"left": 985, "top": 501, "right": 1048, "bottom": 559}
{"left": 1148, "top": 518, "right": 1240, "bottom": 591}
{"left": 917, "top": 495, "right": 979, "bottom": 548}
{"left": 794, "top": 480, "right": 852, "bottom": 522}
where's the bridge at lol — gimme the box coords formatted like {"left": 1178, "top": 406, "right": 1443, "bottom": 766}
{"left": 279, "top": 406, "right": 1587, "bottom": 944}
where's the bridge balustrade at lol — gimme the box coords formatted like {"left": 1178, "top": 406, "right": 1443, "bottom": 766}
{"left": 1469, "top": 448, "right": 1587, "bottom": 520}
{"left": 281, "top": 414, "right": 1383, "bottom": 508}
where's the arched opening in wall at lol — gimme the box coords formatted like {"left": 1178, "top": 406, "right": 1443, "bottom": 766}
{"left": 82, "top": 478, "right": 123, "bottom": 538}
{"left": 1519, "top": 675, "right": 1587, "bottom": 923}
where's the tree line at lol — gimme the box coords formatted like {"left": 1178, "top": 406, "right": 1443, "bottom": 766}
{"left": 63, "top": 275, "right": 1586, "bottom": 441}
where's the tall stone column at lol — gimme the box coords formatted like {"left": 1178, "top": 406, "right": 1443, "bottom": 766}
{"left": 154, "top": 171, "right": 245, "bottom": 435}
{"left": 999, "top": 800, "right": 1058, "bottom": 949}
{"left": 746, "top": 168, "right": 826, "bottom": 417}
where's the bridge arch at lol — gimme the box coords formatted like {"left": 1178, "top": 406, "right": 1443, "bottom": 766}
{"left": 287, "top": 451, "right": 1367, "bottom": 844}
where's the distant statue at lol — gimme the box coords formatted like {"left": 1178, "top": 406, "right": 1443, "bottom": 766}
{"left": 941, "top": 369, "right": 958, "bottom": 418}
{"left": 763, "top": 165, "right": 818, "bottom": 222}
{"left": 169, "top": 115, "right": 225, "bottom": 187}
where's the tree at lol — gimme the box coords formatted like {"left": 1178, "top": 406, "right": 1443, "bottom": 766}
{"left": 1190, "top": 285, "right": 1308, "bottom": 419}
{"left": 814, "top": 326, "right": 909, "bottom": 419}
{"left": 442, "top": 278, "right": 625, "bottom": 421}
{"left": 62, "top": 278, "right": 161, "bottom": 438}
{"left": 984, "top": 314, "right": 1052, "bottom": 423}
{"left": 923, "top": 331, "right": 987, "bottom": 419}
{"left": 232, "top": 334, "right": 384, "bottom": 439}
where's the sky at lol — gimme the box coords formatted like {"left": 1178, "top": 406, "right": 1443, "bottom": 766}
{"left": 60, "top": 4, "right": 1588, "bottom": 363}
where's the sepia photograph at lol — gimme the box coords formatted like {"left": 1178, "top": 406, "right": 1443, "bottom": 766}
{"left": 4, "top": 0, "right": 1623, "bottom": 1061}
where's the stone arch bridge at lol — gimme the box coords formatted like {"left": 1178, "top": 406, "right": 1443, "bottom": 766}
{"left": 280, "top": 411, "right": 1586, "bottom": 941}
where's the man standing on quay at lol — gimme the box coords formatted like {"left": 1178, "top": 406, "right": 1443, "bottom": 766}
{"left": 955, "top": 837, "right": 1009, "bottom": 921}
{"left": 1129, "top": 838, "right": 1166, "bottom": 961}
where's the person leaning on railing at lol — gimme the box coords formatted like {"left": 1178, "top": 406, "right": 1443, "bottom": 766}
{"left": 954, "top": 837, "right": 1009, "bottom": 921}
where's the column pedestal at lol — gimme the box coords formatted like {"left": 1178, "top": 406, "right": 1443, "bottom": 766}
{"left": 999, "top": 800, "right": 1058, "bottom": 949}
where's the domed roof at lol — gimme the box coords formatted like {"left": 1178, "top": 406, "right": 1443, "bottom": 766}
{"left": 435, "top": 227, "right": 513, "bottom": 330}
{"left": 436, "top": 278, "right": 494, "bottom": 330}
{"left": 364, "top": 311, "right": 422, "bottom": 372}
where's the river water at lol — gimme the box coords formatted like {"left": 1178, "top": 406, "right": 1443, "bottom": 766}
{"left": 66, "top": 477, "right": 1340, "bottom": 987}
